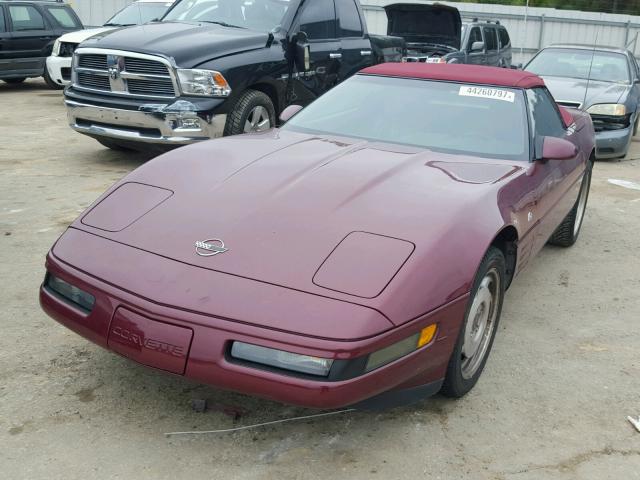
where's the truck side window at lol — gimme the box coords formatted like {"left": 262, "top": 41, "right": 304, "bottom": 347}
{"left": 527, "top": 87, "right": 566, "bottom": 138}
{"left": 498, "top": 28, "right": 510, "bottom": 49}
{"left": 467, "top": 27, "right": 482, "bottom": 50}
{"left": 335, "top": 0, "right": 362, "bottom": 37}
{"left": 483, "top": 27, "right": 497, "bottom": 51}
{"left": 9, "top": 5, "right": 45, "bottom": 31}
{"left": 298, "top": 0, "right": 336, "bottom": 40}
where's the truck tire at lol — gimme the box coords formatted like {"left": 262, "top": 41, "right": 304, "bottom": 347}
{"left": 3, "top": 78, "right": 26, "bottom": 84}
{"left": 44, "top": 69, "right": 64, "bottom": 90}
{"left": 224, "top": 90, "right": 275, "bottom": 136}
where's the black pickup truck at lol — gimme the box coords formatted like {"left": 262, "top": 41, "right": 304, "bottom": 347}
{"left": 64, "top": 0, "right": 407, "bottom": 151}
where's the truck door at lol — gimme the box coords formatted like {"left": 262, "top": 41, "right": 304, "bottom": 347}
{"left": 483, "top": 26, "right": 499, "bottom": 67}
{"left": 6, "top": 3, "right": 54, "bottom": 73}
{"left": 291, "top": 0, "right": 341, "bottom": 104}
{"left": 335, "top": 0, "right": 373, "bottom": 80}
{"left": 465, "top": 26, "right": 486, "bottom": 65}
{"left": 0, "top": 5, "right": 10, "bottom": 74}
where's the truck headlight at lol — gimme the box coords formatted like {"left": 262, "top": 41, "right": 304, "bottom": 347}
{"left": 587, "top": 104, "right": 626, "bottom": 116}
{"left": 177, "top": 69, "right": 231, "bottom": 97}
{"left": 52, "top": 39, "right": 61, "bottom": 57}
{"left": 231, "top": 342, "right": 333, "bottom": 376}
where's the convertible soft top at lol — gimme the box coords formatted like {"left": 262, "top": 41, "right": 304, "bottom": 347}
{"left": 360, "top": 63, "right": 546, "bottom": 89}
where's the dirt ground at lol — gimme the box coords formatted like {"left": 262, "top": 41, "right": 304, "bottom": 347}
{"left": 1, "top": 79, "right": 639, "bottom": 480}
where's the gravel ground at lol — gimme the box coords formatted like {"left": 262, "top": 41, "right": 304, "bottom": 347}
{"left": 1, "top": 79, "right": 639, "bottom": 480}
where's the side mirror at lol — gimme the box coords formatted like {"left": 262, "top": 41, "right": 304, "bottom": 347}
{"left": 280, "top": 104, "right": 303, "bottom": 123}
{"left": 471, "top": 41, "right": 485, "bottom": 52}
{"left": 294, "top": 31, "right": 310, "bottom": 71}
{"left": 540, "top": 136, "right": 578, "bottom": 161}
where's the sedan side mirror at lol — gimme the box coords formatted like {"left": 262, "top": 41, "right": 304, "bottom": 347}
{"left": 280, "top": 104, "right": 303, "bottom": 123}
{"left": 471, "top": 41, "right": 485, "bottom": 52}
{"left": 541, "top": 136, "right": 578, "bottom": 161}
{"left": 294, "top": 31, "right": 310, "bottom": 71}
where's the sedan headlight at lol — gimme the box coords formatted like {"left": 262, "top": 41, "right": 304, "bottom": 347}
{"left": 52, "top": 39, "right": 61, "bottom": 57}
{"left": 231, "top": 342, "right": 333, "bottom": 376}
{"left": 587, "top": 104, "right": 626, "bottom": 116}
{"left": 177, "top": 69, "right": 231, "bottom": 97}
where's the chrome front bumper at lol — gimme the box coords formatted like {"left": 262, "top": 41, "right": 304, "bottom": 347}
{"left": 66, "top": 100, "right": 227, "bottom": 145}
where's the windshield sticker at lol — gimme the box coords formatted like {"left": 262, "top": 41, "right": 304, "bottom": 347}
{"left": 459, "top": 86, "right": 515, "bottom": 103}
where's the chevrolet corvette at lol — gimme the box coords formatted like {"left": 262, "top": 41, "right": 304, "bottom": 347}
{"left": 40, "top": 64, "right": 595, "bottom": 409}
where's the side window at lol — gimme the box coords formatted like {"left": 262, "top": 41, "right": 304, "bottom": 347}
{"left": 630, "top": 55, "right": 640, "bottom": 80}
{"left": 498, "top": 28, "right": 510, "bottom": 49}
{"left": 483, "top": 27, "right": 498, "bottom": 51}
{"left": 46, "top": 7, "right": 81, "bottom": 29}
{"left": 335, "top": 0, "right": 362, "bottom": 37}
{"left": 0, "top": 7, "right": 5, "bottom": 33}
{"left": 467, "top": 27, "right": 482, "bottom": 50}
{"left": 527, "top": 88, "right": 566, "bottom": 138}
{"left": 297, "top": 0, "right": 336, "bottom": 40}
{"left": 9, "top": 5, "right": 46, "bottom": 31}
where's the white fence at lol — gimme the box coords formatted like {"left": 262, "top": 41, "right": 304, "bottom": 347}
{"left": 69, "top": 0, "right": 640, "bottom": 64}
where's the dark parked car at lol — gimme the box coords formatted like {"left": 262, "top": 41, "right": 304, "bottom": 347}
{"left": 0, "top": 0, "right": 82, "bottom": 85}
{"left": 41, "top": 65, "right": 595, "bottom": 409}
{"left": 64, "top": 0, "right": 408, "bottom": 151}
{"left": 525, "top": 44, "right": 640, "bottom": 159}
{"left": 387, "top": 4, "right": 511, "bottom": 68}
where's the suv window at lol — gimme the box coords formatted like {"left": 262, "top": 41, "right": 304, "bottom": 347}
{"left": 45, "top": 6, "right": 80, "bottom": 29}
{"left": 335, "top": 0, "right": 362, "bottom": 37}
{"left": 9, "top": 5, "right": 45, "bottom": 31}
{"left": 298, "top": 0, "right": 336, "bottom": 40}
{"left": 498, "top": 28, "right": 510, "bottom": 49}
{"left": 468, "top": 26, "right": 482, "bottom": 49}
{"left": 0, "top": 7, "right": 5, "bottom": 33}
{"left": 527, "top": 88, "right": 566, "bottom": 139}
{"left": 483, "top": 27, "right": 498, "bottom": 51}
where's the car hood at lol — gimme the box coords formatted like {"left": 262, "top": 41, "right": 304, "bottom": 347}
{"left": 59, "top": 26, "right": 117, "bottom": 44}
{"left": 79, "top": 21, "right": 269, "bottom": 67}
{"left": 72, "top": 130, "right": 521, "bottom": 322}
{"left": 385, "top": 3, "right": 461, "bottom": 50}
{"left": 541, "top": 76, "right": 630, "bottom": 109}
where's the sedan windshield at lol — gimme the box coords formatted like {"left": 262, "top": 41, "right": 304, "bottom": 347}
{"left": 105, "top": 2, "right": 174, "bottom": 26}
{"left": 283, "top": 76, "right": 529, "bottom": 161}
{"left": 163, "top": 0, "right": 291, "bottom": 31}
{"left": 526, "top": 48, "right": 631, "bottom": 84}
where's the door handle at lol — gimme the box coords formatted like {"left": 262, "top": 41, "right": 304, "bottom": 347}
{"left": 360, "top": 50, "right": 372, "bottom": 56}
{"left": 329, "top": 52, "right": 342, "bottom": 59}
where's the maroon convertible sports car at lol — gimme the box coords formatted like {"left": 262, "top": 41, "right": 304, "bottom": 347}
{"left": 40, "top": 64, "right": 595, "bottom": 409}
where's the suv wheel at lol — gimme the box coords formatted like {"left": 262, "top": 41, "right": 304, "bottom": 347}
{"left": 44, "top": 69, "right": 63, "bottom": 90}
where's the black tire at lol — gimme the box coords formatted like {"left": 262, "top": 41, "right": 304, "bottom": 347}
{"left": 96, "top": 138, "right": 136, "bottom": 152}
{"left": 441, "top": 247, "right": 506, "bottom": 398}
{"left": 3, "top": 78, "right": 26, "bottom": 84}
{"left": 548, "top": 160, "right": 593, "bottom": 247}
{"left": 224, "top": 89, "right": 275, "bottom": 136}
{"left": 43, "top": 68, "right": 63, "bottom": 90}
{"left": 633, "top": 114, "right": 639, "bottom": 137}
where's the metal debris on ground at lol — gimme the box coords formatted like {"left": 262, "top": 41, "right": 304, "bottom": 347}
{"left": 628, "top": 415, "right": 640, "bottom": 433}
{"left": 608, "top": 179, "right": 640, "bottom": 191}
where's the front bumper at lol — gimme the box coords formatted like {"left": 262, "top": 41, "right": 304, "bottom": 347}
{"left": 40, "top": 240, "right": 465, "bottom": 409}
{"left": 46, "top": 56, "right": 72, "bottom": 86}
{"left": 66, "top": 99, "right": 227, "bottom": 145}
{"left": 595, "top": 125, "right": 633, "bottom": 159}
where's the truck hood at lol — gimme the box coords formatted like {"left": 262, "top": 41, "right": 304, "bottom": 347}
{"left": 384, "top": 3, "right": 461, "bottom": 50}
{"left": 73, "top": 130, "right": 519, "bottom": 320}
{"left": 79, "top": 21, "right": 269, "bottom": 67}
{"left": 540, "top": 76, "right": 630, "bottom": 109}
{"left": 60, "top": 26, "right": 117, "bottom": 44}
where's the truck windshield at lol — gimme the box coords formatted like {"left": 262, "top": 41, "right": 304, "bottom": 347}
{"left": 163, "top": 0, "right": 291, "bottom": 31}
{"left": 105, "top": 2, "right": 174, "bottom": 26}
{"left": 283, "top": 75, "right": 529, "bottom": 161}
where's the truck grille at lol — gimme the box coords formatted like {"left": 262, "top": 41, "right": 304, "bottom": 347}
{"left": 74, "top": 51, "right": 176, "bottom": 98}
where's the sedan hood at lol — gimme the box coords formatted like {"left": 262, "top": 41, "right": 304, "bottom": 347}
{"left": 541, "top": 76, "right": 630, "bottom": 109}
{"left": 385, "top": 3, "right": 461, "bottom": 50}
{"left": 80, "top": 21, "right": 269, "bottom": 67}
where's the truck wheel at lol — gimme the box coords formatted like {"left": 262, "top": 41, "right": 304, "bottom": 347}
{"left": 548, "top": 160, "right": 593, "bottom": 247}
{"left": 44, "top": 69, "right": 63, "bottom": 90}
{"left": 441, "top": 247, "right": 505, "bottom": 398}
{"left": 3, "top": 78, "right": 26, "bottom": 84}
{"left": 224, "top": 90, "right": 275, "bottom": 136}
{"left": 96, "top": 138, "right": 135, "bottom": 152}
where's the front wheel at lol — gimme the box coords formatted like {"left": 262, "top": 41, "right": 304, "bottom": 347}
{"left": 44, "top": 68, "right": 63, "bottom": 90}
{"left": 224, "top": 89, "right": 275, "bottom": 136}
{"left": 441, "top": 247, "right": 505, "bottom": 398}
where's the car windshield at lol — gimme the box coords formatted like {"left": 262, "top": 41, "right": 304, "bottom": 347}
{"left": 105, "top": 2, "right": 174, "bottom": 26}
{"left": 162, "top": 0, "right": 291, "bottom": 31}
{"left": 283, "top": 75, "right": 529, "bottom": 161}
{"left": 526, "top": 48, "right": 631, "bottom": 84}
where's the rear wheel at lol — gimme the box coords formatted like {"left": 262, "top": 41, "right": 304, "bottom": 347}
{"left": 3, "top": 78, "right": 26, "bottom": 84}
{"left": 548, "top": 160, "right": 593, "bottom": 247}
{"left": 44, "top": 68, "right": 63, "bottom": 90}
{"left": 224, "top": 89, "right": 275, "bottom": 136}
{"left": 441, "top": 247, "right": 506, "bottom": 398}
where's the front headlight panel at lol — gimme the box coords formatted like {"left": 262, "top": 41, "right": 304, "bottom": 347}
{"left": 231, "top": 342, "right": 333, "bottom": 377}
{"left": 177, "top": 69, "right": 231, "bottom": 97}
{"left": 52, "top": 39, "right": 61, "bottom": 57}
{"left": 587, "top": 103, "right": 627, "bottom": 116}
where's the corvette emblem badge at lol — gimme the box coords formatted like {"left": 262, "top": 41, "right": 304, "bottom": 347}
{"left": 195, "top": 239, "right": 228, "bottom": 257}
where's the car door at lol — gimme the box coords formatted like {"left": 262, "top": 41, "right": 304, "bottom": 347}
{"left": 498, "top": 27, "right": 512, "bottom": 67}
{"left": 335, "top": 0, "right": 373, "bottom": 80}
{"left": 465, "top": 26, "right": 486, "bottom": 65}
{"left": 290, "top": 0, "right": 341, "bottom": 105}
{"left": 525, "top": 87, "right": 584, "bottom": 255}
{"left": 483, "top": 26, "right": 499, "bottom": 66}
{"left": 6, "top": 3, "right": 54, "bottom": 73}
{"left": 0, "top": 5, "right": 10, "bottom": 75}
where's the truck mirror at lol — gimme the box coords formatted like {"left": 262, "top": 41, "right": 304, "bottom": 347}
{"left": 471, "top": 41, "right": 485, "bottom": 52}
{"left": 295, "top": 31, "right": 310, "bottom": 71}
{"left": 280, "top": 104, "right": 304, "bottom": 123}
